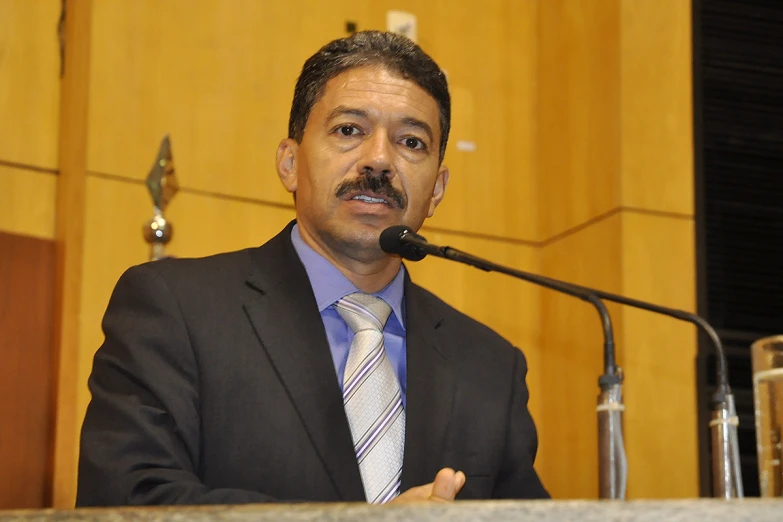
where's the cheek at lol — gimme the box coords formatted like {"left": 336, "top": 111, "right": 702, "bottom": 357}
{"left": 312, "top": 151, "right": 354, "bottom": 187}
{"left": 298, "top": 156, "right": 329, "bottom": 194}
{"left": 301, "top": 170, "right": 341, "bottom": 208}
{"left": 407, "top": 181, "right": 436, "bottom": 212}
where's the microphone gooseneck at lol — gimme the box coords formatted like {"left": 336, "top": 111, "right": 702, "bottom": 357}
{"left": 379, "top": 224, "right": 742, "bottom": 499}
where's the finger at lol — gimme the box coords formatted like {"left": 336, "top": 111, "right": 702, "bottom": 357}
{"left": 429, "top": 468, "right": 458, "bottom": 501}
{"left": 455, "top": 471, "right": 466, "bottom": 494}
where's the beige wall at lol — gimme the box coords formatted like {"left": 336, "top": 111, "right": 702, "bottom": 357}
{"left": 0, "top": 0, "right": 60, "bottom": 239}
{"left": 536, "top": 0, "right": 696, "bottom": 498}
{"left": 1, "top": 0, "right": 697, "bottom": 506}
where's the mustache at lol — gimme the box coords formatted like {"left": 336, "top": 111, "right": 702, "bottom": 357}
{"left": 335, "top": 173, "right": 407, "bottom": 209}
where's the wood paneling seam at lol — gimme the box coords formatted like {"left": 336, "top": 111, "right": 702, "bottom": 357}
{"left": 0, "top": 160, "right": 59, "bottom": 176}
{"left": 86, "top": 170, "right": 296, "bottom": 211}
{"left": 84, "top": 170, "right": 696, "bottom": 249}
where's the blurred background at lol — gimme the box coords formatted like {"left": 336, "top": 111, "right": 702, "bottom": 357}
{"left": 0, "top": 0, "right": 780, "bottom": 509}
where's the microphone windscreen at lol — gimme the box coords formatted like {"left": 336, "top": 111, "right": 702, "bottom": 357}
{"left": 379, "top": 225, "right": 427, "bottom": 261}
{"left": 379, "top": 225, "right": 412, "bottom": 255}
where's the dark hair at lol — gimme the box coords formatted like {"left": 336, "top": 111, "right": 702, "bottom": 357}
{"left": 288, "top": 31, "right": 451, "bottom": 163}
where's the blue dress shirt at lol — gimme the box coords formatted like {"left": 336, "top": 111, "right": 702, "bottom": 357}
{"left": 290, "top": 224, "right": 407, "bottom": 406}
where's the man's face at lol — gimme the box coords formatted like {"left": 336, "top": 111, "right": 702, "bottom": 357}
{"left": 277, "top": 66, "right": 449, "bottom": 264}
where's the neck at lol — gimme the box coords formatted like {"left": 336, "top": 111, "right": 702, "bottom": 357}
{"left": 297, "top": 225, "right": 402, "bottom": 294}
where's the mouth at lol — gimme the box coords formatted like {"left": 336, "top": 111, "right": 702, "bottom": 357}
{"left": 346, "top": 191, "right": 392, "bottom": 206}
{"left": 335, "top": 175, "right": 407, "bottom": 209}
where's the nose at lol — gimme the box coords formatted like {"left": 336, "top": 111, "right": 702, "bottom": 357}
{"left": 359, "top": 129, "right": 395, "bottom": 179}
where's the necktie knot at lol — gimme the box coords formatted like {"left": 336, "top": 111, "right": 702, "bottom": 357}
{"left": 335, "top": 293, "right": 392, "bottom": 334}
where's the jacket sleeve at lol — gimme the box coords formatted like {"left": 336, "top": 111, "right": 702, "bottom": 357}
{"left": 76, "top": 263, "right": 274, "bottom": 506}
{"left": 492, "top": 347, "right": 551, "bottom": 499}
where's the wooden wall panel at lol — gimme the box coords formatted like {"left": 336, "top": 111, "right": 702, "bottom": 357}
{"left": 86, "top": 0, "right": 371, "bottom": 204}
{"left": 0, "top": 0, "right": 60, "bottom": 169}
{"left": 615, "top": 0, "right": 697, "bottom": 498}
{"left": 537, "top": 214, "right": 624, "bottom": 498}
{"left": 429, "top": 85, "right": 476, "bottom": 234}
{"left": 620, "top": 1, "right": 693, "bottom": 214}
{"left": 51, "top": 0, "right": 91, "bottom": 507}
{"left": 366, "top": 0, "right": 539, "bottom": 241}
{"left": 620, "top": 212, "right": 697, "bottom": 498}
{"left": 164, "top": 194, "right": 295, "bottom": 260}
{"left": 538, "top": 0, "right": 622, "bottom": 240}
{"left": 86, "top": 0, "right": 539, "bottom": 242}
{"left": 0, "top": 232, "right": 56, "bottom": 508}
{"left": 536, "top": 0, "right": 695, "bottom": 499}
{"left": 0, "top": 165, "right": 57, "bottom": 239}
{"left": 501, "top": 0, "right": 540, "bottom": 241}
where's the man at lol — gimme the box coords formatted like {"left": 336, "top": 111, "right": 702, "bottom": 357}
{"left": 77, "top": 31, "right": 548, "bottom": 506}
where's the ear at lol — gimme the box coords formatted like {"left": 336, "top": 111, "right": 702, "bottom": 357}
{"left": 427, "top": 165, "right": 450, "bottom": 218}
{"left": 276, "top": 139, "right": 299, "bottom": 193}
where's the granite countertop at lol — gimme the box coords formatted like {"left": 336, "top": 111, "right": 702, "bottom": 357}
{"left": 2, "top": 499, "right": 783, "bottom": 522}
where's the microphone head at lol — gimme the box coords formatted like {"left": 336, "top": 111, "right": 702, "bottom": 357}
{"left": 379, "top": 225, "right": 427, "bottom": 261}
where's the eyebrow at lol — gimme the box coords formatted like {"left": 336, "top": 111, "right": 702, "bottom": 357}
{"left": 325, "top": 105, "right": 369, "bottom": 123}
{"left": 325, "top": 105, "right": 435, "bottom": 144}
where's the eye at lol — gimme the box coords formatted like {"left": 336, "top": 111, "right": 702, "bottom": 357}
{"left": 336, "top": 125, "right": 360, "bottom": 137}
{"left": 403, "top": 136, "right": 427, "bottom": 150}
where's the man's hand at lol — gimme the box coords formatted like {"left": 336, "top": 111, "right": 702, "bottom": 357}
{"left": 389, "top": 468, "right": 466, "bottom": 503}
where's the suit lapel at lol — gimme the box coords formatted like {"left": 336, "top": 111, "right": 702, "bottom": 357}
{"left": 242, "top": 223, "right": 365, "bottom": 501}
{"left": 400, "top": 276, "right": 456, "bottom": 491}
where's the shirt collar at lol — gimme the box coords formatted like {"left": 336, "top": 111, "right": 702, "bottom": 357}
{"left": 290, "top": 224, "right": 406, "bottom": 330}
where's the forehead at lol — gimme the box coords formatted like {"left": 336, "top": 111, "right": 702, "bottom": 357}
{"left": 312, "top": 66, "right": 440, "bottom": 128}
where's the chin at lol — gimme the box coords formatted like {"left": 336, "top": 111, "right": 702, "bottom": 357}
{"left": 330, "top": 225, "right": 387, "bottom": 256}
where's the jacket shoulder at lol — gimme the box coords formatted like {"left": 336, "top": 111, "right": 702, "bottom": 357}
{"left": 408, "top": 281, "right": 520, "bottom": 356}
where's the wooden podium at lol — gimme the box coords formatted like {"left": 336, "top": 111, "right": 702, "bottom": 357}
{"left": 1, "top": 500, "right": 783, "bottom": 522}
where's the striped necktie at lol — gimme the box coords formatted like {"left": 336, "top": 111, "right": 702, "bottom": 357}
{"left": 335, "top": 292, "right": 405, "bottom": 504}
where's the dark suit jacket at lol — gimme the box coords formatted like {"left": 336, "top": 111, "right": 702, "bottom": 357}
{"left": 76, "top": 222, "right": 548, "bottom": 505}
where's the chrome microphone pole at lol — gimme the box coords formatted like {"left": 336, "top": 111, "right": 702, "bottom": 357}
{"left": 598, "top": 370, "right": 627, "bottom": 499}
{"left": 711, "top": 393, "right": 743, "bottom": 498}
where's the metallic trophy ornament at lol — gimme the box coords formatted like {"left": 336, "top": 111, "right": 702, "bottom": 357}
{"left": 144, "top": 135, "right": 179, "bottom": 260}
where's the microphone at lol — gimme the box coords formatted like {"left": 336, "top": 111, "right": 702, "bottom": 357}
{"left": 381, "top": 225, "right": 627, "bottom": 499}
{"left": 380, "top": 225, "right": 743, "bottom": 499}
